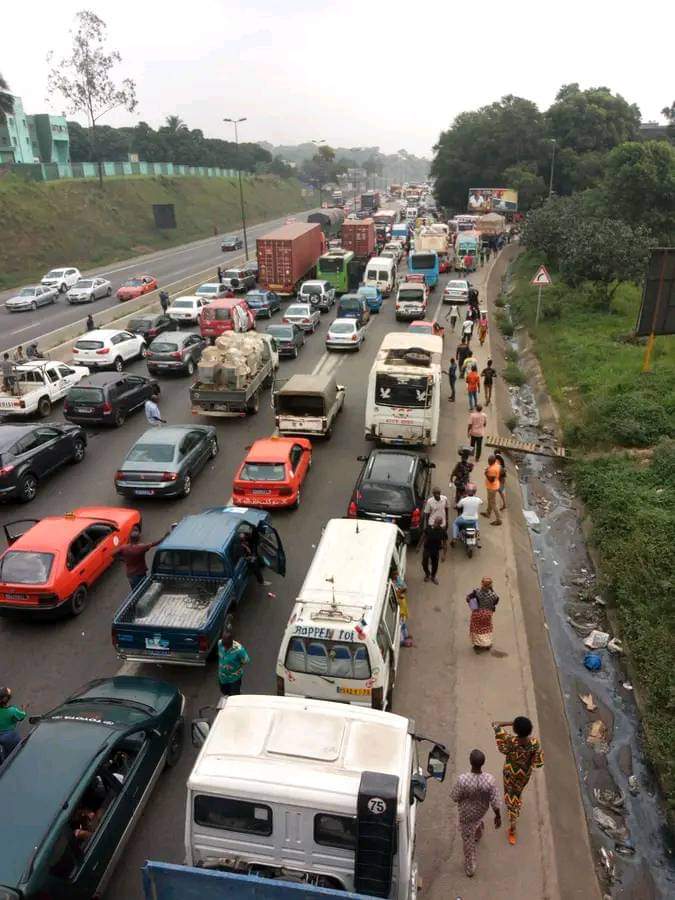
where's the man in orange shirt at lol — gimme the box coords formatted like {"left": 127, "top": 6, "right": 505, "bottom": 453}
{"left": 466, "top": 364, "right": 480, "bottom": 410}
{"left": 482, "top": 455, "right": 502, "bottom": 525}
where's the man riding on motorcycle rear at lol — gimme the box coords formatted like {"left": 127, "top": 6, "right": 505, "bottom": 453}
{"left": 451, "top": 447, "right": 474, "bottom": 503}
{"left": 451, "top": 482, "right": 483, "bottom": 547}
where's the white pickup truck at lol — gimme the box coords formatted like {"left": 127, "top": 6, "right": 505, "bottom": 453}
{"left": 0, "top": 360, "right": 90, "bottom": 418}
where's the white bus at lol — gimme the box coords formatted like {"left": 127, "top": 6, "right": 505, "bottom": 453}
{"left": 365, "top": 333, "right": 443, "bottom": 446}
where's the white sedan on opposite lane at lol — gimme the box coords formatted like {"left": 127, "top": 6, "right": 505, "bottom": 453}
{"left": 40, "top": 266, "right": 81, "bottom": 293}
{"left": 326, "top": 318, "right": 366, "bottom": 351}
{"left": 5, "top": 284, "right": 59, "bottom": 312}
{"left": 67, "top": 276, "right": 113, "bottom": 304}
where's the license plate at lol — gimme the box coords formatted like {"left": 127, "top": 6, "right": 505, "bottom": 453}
{"left": 135, "top": 489, "right": 154, "bottom": 495}
{"left": 5, "top": 593, "right": 28, "bottom": 600}
{"left": 145, "top": 636, "right": 169, "bottom": 650}
{"left": 156, "top": 363, "right": 170, "bottom": 368}
{"left": 337, "top": 686, "right": 372, "bottom": 696}
{"left": 74, "top": 407, "right": 91, "bottom": 413}
{"left": 252, "top": 489, "right": 270, "bottom": 494}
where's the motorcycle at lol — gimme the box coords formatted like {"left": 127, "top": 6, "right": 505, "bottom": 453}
{"left": 456, "top": 520, "right": 479, "bottom": 558}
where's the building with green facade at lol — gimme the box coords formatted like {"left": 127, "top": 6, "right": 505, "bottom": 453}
{"left": 0, "top": 95, "right": 70, "bottom": 164}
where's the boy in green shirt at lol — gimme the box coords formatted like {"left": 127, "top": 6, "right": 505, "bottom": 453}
{"left": 0, "top": 686, "right": 26, "bottom": 758}
{"left": 217, "top": 632, "right": 251, "bottom": 696}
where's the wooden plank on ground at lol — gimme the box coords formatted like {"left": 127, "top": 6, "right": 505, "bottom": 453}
{"left": 485, "top": 434, "right": 569, "bottom": 459}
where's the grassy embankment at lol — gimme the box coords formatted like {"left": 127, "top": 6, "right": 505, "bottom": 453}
{"left": 0, "top": 174, "right": 314, "bottom": 290}
{"left": 507, "top": 251, "right": 675, "bottom": 814}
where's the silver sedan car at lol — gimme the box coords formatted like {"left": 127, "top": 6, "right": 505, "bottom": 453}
{"left": 67, "top": 276, "right": 113, "bottom": 304}
{"left": 282, "top": 303, "right": 321, "bottom": 333}
{"left": 5, "top": 284, "right": 59, "bottom": 312}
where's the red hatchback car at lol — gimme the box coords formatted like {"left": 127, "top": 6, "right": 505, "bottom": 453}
{"left": 232, "top": 437, "right": 312, "bottom": 509}
{"left": 0, "top": 506, "right": 141, "bottom": 617}
{"left": 117, "top": 274, "right": 158, "bottom": 302}
{"left": 199, "top": 297, "right": 256, "bottom": 341}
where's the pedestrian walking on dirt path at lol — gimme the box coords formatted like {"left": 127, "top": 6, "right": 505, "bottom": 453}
{"left": 494, "top": 450, "right": 507, "bottom": 510}
{"left": 467, "top": 405, "right": 487, "bottom": 461}
{"left": 446, "top": 303, "right": 459, "bottom": 329}
{"left": 481, "top": 359, "right": 497, "bottom": 406}
{"left": 450, "top": 748, "right": 501, "bottom": 877}
{"left": 421, "top": 517, "right": 444, "bottom": 584}
{"left": 448, "top": 357, "right": 457, "bottom": 402}
{"left": 492, "top": 717, "right": 544, "bottom": 845}
{"left": 466, "top": 576, "right": 499, "bottom": 650}
{"left": 482, "top": 454, "right": 502, "bottom": 525}
{"left": 466, "top": 365, "right": 480, "bottom": 410}
{"left": 217, "top": 631, "right": 250, "bottom": 696}
{"left": 457, "top": 340, "right": 471, "bottom": 375}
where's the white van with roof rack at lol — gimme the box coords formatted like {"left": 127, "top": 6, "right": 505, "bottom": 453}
{"left": 276, "top": 518, "right": 405, "bottom": 710}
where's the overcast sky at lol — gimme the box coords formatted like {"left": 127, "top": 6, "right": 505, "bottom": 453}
{"left": 2, "top": 0, "right": 671, "bottom": 158}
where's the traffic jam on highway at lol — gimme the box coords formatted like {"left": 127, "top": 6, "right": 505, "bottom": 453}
{"left": 0, "top": 188, "right": 514, "bottom": 899}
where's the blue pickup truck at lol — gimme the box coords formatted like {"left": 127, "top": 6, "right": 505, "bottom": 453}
{"left": 112, "top": 507, "right": 285, "bottom": 665}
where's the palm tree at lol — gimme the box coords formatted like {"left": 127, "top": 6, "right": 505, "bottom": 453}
{"left": 0, "top": 72, "right": 14, "bottom": 125}
{"left": 164, "top": 115, "right": 188, "bottom": 134}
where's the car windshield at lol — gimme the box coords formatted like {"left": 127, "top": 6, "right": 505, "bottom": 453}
{"left": 18, "top": 288, "right": 37, "bottom": 296}
{"left": 128, "top": 318, "right": 152, "bottom": 330}
{"left": 375, "top": 373, "right": 431, "bottom": 409}
{"left": 357, "top": 288, "right": 375, "bottom": 298}
{"left": 331, "top": 322, "right": 355, "bottom": 334}
{"left": 46, "top": 269, "right": 65, "bottom": 278}
{"left": 126, "top": 443, "right": 176, "bottom": 463}
{"left": 359, "top": 482, "right": 413, "bottom": 513}
{"left": 398, "top": 289, "right": 424, "bottom": 301}
{"left": 171, "top": 300, "right": 194, "bottom": 308}
{"left": 74, "top": 280, "right": 93, "bottom": 288}
{"left": 150, "top": 341, "right": 178, "bottom": 352}
{"left": 268, "top": 326, "right": 292, "bottom": 339}
{"left": 125, "top": 278, "right": 144, "bottom": 286}
{"left": 67, "top": 387, "right": 104, "bottom": 403}
{"left": 286, "top": 306, "right": 308, "bottom": 316}
{"left": 409, "top": 325, "right": 428, "bottom": 333}
{"left": 0, "top": 551, "right": 54, "bottom": 584}
{"left": 197, "top": 285, "right": 218, "bottom": 294}
{"left": 224, "top": 270, "right": 241, "bottom": 279}
{"left": 410, "top": 253, "right": 436, "bottom": 269}
{"left": 301, "top": 285, "right": 322, "bottom": 295}
{"left": 338, "top": 299, "right": 361, "bottom": 313}
{"left": 75, "top": 340, "right": 104, "bottom": 350}
{"left": 246, "top": 294, "right": 266, "bottom": 305}
{"left": 240, "top": 462, "right": 286, "bottom": 481}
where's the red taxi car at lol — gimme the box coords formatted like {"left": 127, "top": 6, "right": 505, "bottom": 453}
{"left": 0, "top": 506, "right": 141, "bottom": 617}
{"left": 232, "top": 437, "right": 312, "bottom": 509}
{"left": 116, "top": 274, "right": 158, "bottom": 302}
{"left": 408, "top": 320, "right": 445, "bottom": 341}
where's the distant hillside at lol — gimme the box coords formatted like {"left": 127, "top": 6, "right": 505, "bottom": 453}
{"left": 259, "top": 142, "right": 430, "bottom": 183}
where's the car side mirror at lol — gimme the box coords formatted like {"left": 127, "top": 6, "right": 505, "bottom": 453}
{"left": 356, "top": 455, "right": 367, "bottom": 461}
{"left": 191, "top": 720, "right": 211, "bottom": 747}
{"left": 410, "top": 772, "right": 427, "bottom": 804}
{"left": 28, "top": 715, "right": 42, "bottom": 725}
{"left": 427, "top": 743, "right": 449, "bottom": 782}
{"left": 427, "top": 462, "right": 436, "bottom": 469}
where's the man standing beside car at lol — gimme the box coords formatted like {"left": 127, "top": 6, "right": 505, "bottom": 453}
{"left": 217, "top": 631, "right": 251, "bottom": 696}
{"left": 116, "top": 525, "right": 170, "bottom": 590}
{"left": 145, "top": 392, "right": 166, "bottom": 426}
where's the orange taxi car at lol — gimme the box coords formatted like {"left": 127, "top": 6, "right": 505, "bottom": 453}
{"left": 408, "top": 319, "right": 445, "bottom": 341}
{"left": 232, "top": 437, "right": 312, "bottom": 509}
{"left": 0, "top": 506, "right": 141, "bottom": 617}
{"left": 116, "top": 274, "right": 158, "bottom": 302}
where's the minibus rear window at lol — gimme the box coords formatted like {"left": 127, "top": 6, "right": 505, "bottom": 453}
{"left": 285, "top": 638, "right": 371, "bottom": 679}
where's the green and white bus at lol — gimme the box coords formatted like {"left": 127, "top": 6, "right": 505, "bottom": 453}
{"left": 317, "top": 249, "right": 356, "bottom": 294}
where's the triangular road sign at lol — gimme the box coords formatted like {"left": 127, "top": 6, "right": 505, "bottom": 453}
{"left": 531, "top": 265, "right": 552, "bottom": 286}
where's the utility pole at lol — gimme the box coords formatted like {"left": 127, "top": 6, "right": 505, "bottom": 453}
{"left": 548, "top": 139, "right": 557, "bottom": 198}
{"left": 312, "top": 139, "right": 325, "bottom": 206}
{"left": 224, "top": 117, "right": 249, "bottom": 259}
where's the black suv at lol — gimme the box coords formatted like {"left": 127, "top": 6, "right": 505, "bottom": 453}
{"left": 0, "top": 423, "right": 87, "bottom": 503}
{"left": 127, "top": 312, "right": 172, "bottom": 342}
{"left": 146, "top": 332, "right": 206, "bottom": 376}
{"left": 347, "top": 449, "right": 435, "bottom": 543}
{"left": 63, "top": 373, "right": 159, "bottom": 427}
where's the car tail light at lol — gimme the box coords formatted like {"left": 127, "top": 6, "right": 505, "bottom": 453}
{"left": 276, "top": 675, "right": 285, "bottom": 696}
{"left": 0, "top": 464, "right": 15, "bottom": 477}
{"left": 302, "top": 318, "right": 310, "bottom": 324}
{"left": 37, "top": 593, "right": 59, "bottom": 607}
{"left": 72, "top": 347, "right": 79, "bottom": 353}
{"left": 198, "top": 635, "right": 209, "bottom": 653}
{"left": 161, "top": 472, "right": 178, "bottom": 481}
{"left": 347, "top": 500, "right": 358, "bottom": 517}
{"left": 102, "top": 402, "right": 112, "bottom": 414}
{"left": 171, "top": 351, "right": 182, "bottom": 359}
{"left": 114, "top": 470, "right": 125, "bottom": 480}
{"left": 148, "top": 328, "right": 158, "bottom": 337}
{"left": 278, "top": 487, "right": 293, "bottom": 496}
{"left": 96, "top": 347, "right": 110, "bottom": 355}
{"left": 411, "top": 508, "right": 422, "bottom": 527}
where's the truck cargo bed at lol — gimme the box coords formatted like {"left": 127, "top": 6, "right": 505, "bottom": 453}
{"left": 118, "top": 577, "right": 221, "bottom": 628}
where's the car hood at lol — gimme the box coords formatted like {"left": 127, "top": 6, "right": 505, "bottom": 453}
{"left": 6, "top": 295, "right": 33, "bottom": 305}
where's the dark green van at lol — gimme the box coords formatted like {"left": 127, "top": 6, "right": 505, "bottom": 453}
{"left": 0, "top": 676, "right": 184, "bottom": 899}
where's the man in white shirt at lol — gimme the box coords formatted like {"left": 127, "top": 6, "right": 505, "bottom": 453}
{"left": 451, "top": 485, "right": 483, "bottom": 543}
{"left": 144, "top": 392, "right": 166, "bottom": 426}
{"left": 424, "top": 487, "right": 449, "bottom": 529}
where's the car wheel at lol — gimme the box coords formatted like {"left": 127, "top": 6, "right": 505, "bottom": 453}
{"left": 31, "top": 300, "right": 37, "bottom": 311}
{"left": 325, "top": 426, "right": 332, "bottom": 441}
{"left": 113, "top": 356, "right": 123, "bottom": 372}
{"left": 165, "top": 718, "right": 185, "bottom": 768}
{"left": 186, "top": 359, "right": 195, "bottom": 376}
{"left": 106, "top": 286, "right": 112, "bottom": 297}
{"left": 113, "top": 408, "right": 126, "bottom": 427}
{"left": 247, "top": 392, "right": 260, "bottom": 414}
{"left": 181, "top": 473, "right": 192, "bottom": 497}
{"left": 292, "top": 346, "right": 299, "bottom": 359}
{"left": 71, "top": 438, "right": 86, "bottom": 463}
{"left": 293, "top": 489, "right": 301, "bottom": 509}
{"left": 139, "top": 344, "right": 147, "bottom": 359}
{"left": 18, "top": 473, "right": 38, "bottom": 503}
{"left": 37, "top": 396, "right": 51, "bottom": 418}
{"left": 209, "top": 437, "right": 219, "bottom": 459}
{"left": 67, "top": 585, "right": 88, "bottom": 617}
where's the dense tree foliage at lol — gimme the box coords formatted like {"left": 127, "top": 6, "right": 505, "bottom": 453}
{"left": 0, "top": 72, "right": 14, "bottom": 124}
{"left": 605, "top": 141, "right": 675, "bottom": 242}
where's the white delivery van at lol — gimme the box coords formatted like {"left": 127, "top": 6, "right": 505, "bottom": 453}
{"left": 277, "top": 518, "right": 406, "bottom": 710}
{"left": 364, "top": 256, "right": 397, "bottom": 297}
{"left": 189, "top": 695, "right": 450, "bottom": 899}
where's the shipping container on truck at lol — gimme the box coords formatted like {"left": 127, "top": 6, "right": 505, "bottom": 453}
{"left": 257, "top": 223, "right": 325, "bottom": 296}
{"left": 360, "top": 190, "right": 380, "bottom": 212}
{"left": 341, "top": 218, "right": 376, "bottom": 261}
{"left": 307, "top": 208, "right": 345, "bottom": 239}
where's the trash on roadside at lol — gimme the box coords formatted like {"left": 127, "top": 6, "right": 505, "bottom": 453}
{"left": 584, "top": 629, "right": 610, "bottom": 650}
{"left": 567, "top": 611, "right": 599, "bottom": 636}
{"left": 584, "top": 652, "right": 602, "bottom": 671}
{"left": 628, "top": 775, "right": 640, "bottom": 796}
{"left": 593, "top": 787, "right": 624, "bottom": 811}
{"left": 587, "top": 720, "right": 610, "bottom": 752}
{"left": 622, "top": 681, "right": 633, "bottom": 691}
{"left": 599, "top": 847, "right": 615, "bottom": 882}
{"left": 607, "top": 637, "right": 624, "bottom": 654}
{"left": 614, "top": 840, "right": 636, "bottom": 856}
{"left": 579, "top": 692, "right": 597, "bottom": 712}
{"left": 523, "top": 509, "right": 540, "bottom": 526}
{"left": 594, "top": 595, "right": 607, "bottom": 606}
{"left": 592, "top": 807, "right": 628, "bottom": 841}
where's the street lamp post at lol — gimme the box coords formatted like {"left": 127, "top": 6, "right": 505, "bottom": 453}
{"left": 312, "top": 139, "right": 325, "bottom": 205}
{"left": 224, "top": 117, "right": 249, "bottom": 259}
{"left": 548, "top": 138, "right": 557, "bottom": 199}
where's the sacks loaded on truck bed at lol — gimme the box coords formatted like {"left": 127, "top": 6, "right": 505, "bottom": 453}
{"left": 190, "top": 331, "right": 274, "bottom": 416}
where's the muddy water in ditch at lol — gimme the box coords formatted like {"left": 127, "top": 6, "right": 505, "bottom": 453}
{"left": 505, "top": 367, "right": 674, "bottom": 899}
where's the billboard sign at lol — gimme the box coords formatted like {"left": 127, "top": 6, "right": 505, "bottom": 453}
{"left": 635, "top": 248, "right": 675, "bottom": 337}
{"left": 468, "top": 188, "right": 518, "bottom": 213}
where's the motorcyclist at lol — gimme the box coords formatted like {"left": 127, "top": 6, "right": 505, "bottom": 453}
{"left": 450, "top": 447, "right": 474, "bottom": 504}
{"left": 451, "top": 482, "right": 483, "bottom": 547}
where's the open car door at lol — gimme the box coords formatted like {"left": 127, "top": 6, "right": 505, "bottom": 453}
{"left": 257, "top": 522, "right": 286, "bottom": 576}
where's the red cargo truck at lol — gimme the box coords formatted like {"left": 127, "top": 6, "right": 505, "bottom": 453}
{"left": 256, "top": 223, "right": 325, "bottom": 296}
{"left": 341, "top": 218, "right": 376, "bottom": 261}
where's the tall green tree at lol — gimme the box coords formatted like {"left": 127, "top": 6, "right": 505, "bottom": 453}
{"left": 0, "top": 72, "right": 14, "bottom": 125}
{"left": 162, "top": 115, "right": 188, "bottom": 134}
{"left": 546, "top": 84, "right": 640, "bottom": 154}
{"left": 604, "top": 140, "right": 675, "bottom": 242}
{"left": 47, "top": 10, "right": 137, "bottom": 186}
{"left": 501, "top": 163, "right": 547, "bottom": 210}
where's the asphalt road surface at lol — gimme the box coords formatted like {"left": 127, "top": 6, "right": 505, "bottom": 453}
{"left": 0, "top": 256, "right": 450, "bottom": 897}
{"left": 0, "top": 208, "right": 318, "bottom": 353}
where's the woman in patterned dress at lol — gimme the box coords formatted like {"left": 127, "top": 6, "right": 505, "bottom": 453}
{"left": 466, "top": 577, "right": 499, "bottom": 650}
{"left": 492, "top": 717, "right": 544, "bottom": 844}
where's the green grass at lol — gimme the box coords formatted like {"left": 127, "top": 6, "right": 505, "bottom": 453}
{"left": 495, "top": 310, "right": 514, "bottom": 337}
{"left": 504, "top": 362, "right": 526, "bottom": 385}
{"left": 0, "top": 174, "right": 315, "bottom": 289}
{"left": 509, "top": 251, "right": 675, "bottom": 814}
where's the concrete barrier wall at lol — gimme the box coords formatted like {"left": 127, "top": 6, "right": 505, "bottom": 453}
{"left": 11, "top": 161, "right": 240, "bottom": 182}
